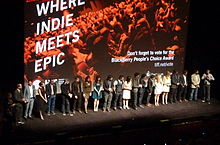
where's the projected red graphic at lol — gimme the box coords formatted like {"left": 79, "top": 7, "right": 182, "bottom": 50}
{"left": 24, "top": 0, "right": 189, "bottom": 81}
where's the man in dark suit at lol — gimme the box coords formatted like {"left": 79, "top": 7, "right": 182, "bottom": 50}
{"left": 146, "top": 75, "right": 155, "bottom": 107}
{"left": 14, "top": 84, "right": 26, "bottom": 124}
{"left": 178, "top": 70, "right": 188, "bottom": 102}
{"left": 24, "top": 80, "right": 36, "bottom": 119}
{"left": 46, "top": 79, "right": 57, "bottom": 115}
{"left": 71, "top": 76, "right": 83, "bottom": 114}
{"left": 103, "top": 75, "right": 114, "bottom": 112}
{"left": 169, "top": 70, "right": 180, "bottom": 103}
{"left": 61, "top": 80, "right": 71, "bottom": 116}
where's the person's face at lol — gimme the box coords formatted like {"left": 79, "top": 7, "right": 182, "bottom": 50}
{"left": 121, "top": 77, "right": 124, "bottom": 81}
{"left": 97, "top": 77, "right": 101, "bottom": 81}
{"left": 206, "top": 70, "right": 210, "bottom": 74}
{"left": 196, "top": 71, "right": 199, "bottom": 74}
{"left": 28, "top": 81, "right": 32, "bottom": 86}
{"left": 50, "top": 80, "right": 54, "bottom": 84}
{"left": 18, "top": 84, "right": 22, "bottom": 90}
{"left": 76, "top": 78, "right": 80, "bottom": 82}
{"left": 109, "top": 77, "right": 113, "bottom": 81}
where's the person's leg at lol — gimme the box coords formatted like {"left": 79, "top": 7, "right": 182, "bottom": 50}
{"left": 138, "top": 88, "right": 144, "bottom": 106}
{"left": 118, "top": 93, "right": 123, "bottom": 109}
{"left": 66, "top": 97, "right": 70, "bottom": 114}
{"left": 39, "top": 110, "right": 44, "bottom": 120}
{"left": 51, "top": 95, "right": 56, "bottom": 114}
{"left": 28, "top": 99, "right": 34, "bottom": 118}
{"left": 146, "top": 91, "right": 152, "bottom": 106}
{"left": 173, "top": 88, "right": 177, "bottom": 103}
{"left": 77, "top": 94, "right": 83, "bottom": 113}
{"left": 107, "top": 93, "right": 113, "bottom": 111}
{"left": 194, "top": 88, "right": 198, "bottom": 101}
{"left": 47, "top": 96, "right": 52, "bottom": 114}
{"left": 123, "top": 99, "right": 126, "bottom": 109}
{"left": 113, "top": 93, "right": 119, "bottom": 110}
{"left": 133, "top": 89, "right": 138, "bottom": 109}
{"left": 24, "top": 101, "right": 30, "bottom": 119}
{"left": 103, "top": 92, "right": 109, "bottom": 112}
{"left": 15, "top": 104, "right": 21, "bottom": 123}
{"left": 154, "top": 95, "right": 157, "bottom": 106}
{"left": 126, "top": 100, "right": 130, "bottom": 109}
{"left": 178, "top": 86, "right": 183, "bottom": 102}
{"left": 96, "top": 99, "right": 100, "bottom": 111}
{"left": 182, "top": 87, "right": 187, "bottom": 101}
{"left": 94, "top": 99, "right": 97, "bottom": 111}
{"left": 157, "top": 95, "right": 160, "bottom": 106}
{"left": 206, "top": 85, "right": 211, "bottom": 102}
{"left": 162, "top": 93, "right": 165, "bottom": 104}
{"left": 62, "top": 95, "right": 66, "bottom": 114}
{"left": 189, "top": 88, "right": 194, "bottom": 101}
{"left": 169, "top": 88, "right": 174, "bottom": 103}
{"left": 165, "top": 93, "right": 168, "bottom": 104}
{"left": 84, "top": 98, "right": 88, "bottom": 113}
{"left": 73, "top": 98, "right": 77, "bottom": 113}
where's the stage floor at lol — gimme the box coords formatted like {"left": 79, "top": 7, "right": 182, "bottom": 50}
{"left": 6, "top": 99, "right": 220, "bottom": 145}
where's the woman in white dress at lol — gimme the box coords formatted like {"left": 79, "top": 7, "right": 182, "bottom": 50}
{"left": 162, "top": 71, "right": 171, "bottom": 105}
{"left": 154, "top": 74, "right": 163, "bottom": 106}
{"left": 122, "top": 76, "right": 132, "bottom": 109}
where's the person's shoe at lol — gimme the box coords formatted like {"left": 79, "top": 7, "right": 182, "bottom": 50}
{"left": 126, "top": 106, "right": 130, "bottom": 109}
{"left": 113, "top": 107, "right": 117, "bottom": 111}
{"left": 70, "top": 113, "right": 73, "bottom": 116}
{"left": 208, "top": 102, "right": 211, "bottom": 104}
{"left": 184, "top": 99, "right": 188, "bottom": 102}
{"left": 24, "top": 117, "right": 27, "bottom": 120}
{"left": 202, "top": 100, "right": 205, "bottom": 103}
{"left": 119, "top": 107, "right": 123, "bottom": 110}
{"left": 63, "top": 113, "right": 66, "bottom": 116}
{"left": 146, "top": 104, "right": 152, "bottom": 107}
{"left": 107, "top": 109, "right": 111, "bottom": 112}
{"left": 85, "top": 110, "right": 88, "bottom": 114}
{"left": 73, "top": 111, "right": 76, "bottom": 114}
{"left": 179, "top": 100, "right": 182, "bottom": 103}
{"left": 139, "top": 105, "right": 144, "bottom": 108}
{"left": 18, "top": 121, "right": 25, "bottom": 125}
{"left": 28, "top": 116, "right": 33, "bottom": 120}
{"left": 78, "top": 110, "right": 82, "bottom": 113}
{"left": 134, "top": 107, "right": 138, "bottom": 110}
{"left": 52, "top": 112, "right": 56, "bottom": 115}
{"left": 47, "top": 113, "right": 50, "bottom": 116}
{"left": 103, "top": 109, "right": 106, "bottom": 112}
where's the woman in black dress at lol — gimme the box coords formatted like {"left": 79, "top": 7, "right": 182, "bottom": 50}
{"left": 36, "top": 82, "right": 47, "bottom": 120}
{"left": 83, "top": 76, "right": 93, "bottom": 114}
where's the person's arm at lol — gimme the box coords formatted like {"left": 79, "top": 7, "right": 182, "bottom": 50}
{"left": 14, "top": 90, "right": 23, "bottom": 103}
{"left": 113, "top": 80, "right": 118, "bottom": 92}
{"left": 208, "top": 74, "right": 215, "bottom": 81}
{"left": 38, "top": 89, "right": 47, "bottom": 103}
{"left": 201, "top": 74, "right": 206, "bottom": 80}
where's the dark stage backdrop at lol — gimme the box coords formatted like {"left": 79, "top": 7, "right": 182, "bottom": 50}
{"left": 24, "top": 0, "right": 190, "bottom": 82}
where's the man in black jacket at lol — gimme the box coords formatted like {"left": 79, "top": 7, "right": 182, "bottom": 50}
{"left": 103, "top": 75, "right": 114, "bottom": 112}
{"left": 146, "top": 75, "right": 155, "bottom": 107}
{"left": 14, "top": 84, "right": 26, "bottom": 125}
{"left": 46, "top": 79, "right": 57, "bottom": 115}
{"left": 169, "top": 70, "right": 180, "bottom": 103}
{"left": 71, "top": 76, "right": 83, "bottom": 114}
{"left": 61, "top": 80, "right": 71, "bottom": 115}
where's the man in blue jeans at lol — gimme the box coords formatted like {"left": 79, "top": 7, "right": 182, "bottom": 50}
{"left": 189, "top": 70, "right": 200, "bottom": 101}
{"left": 24, "top": 80, "right": 36, "bottom": 120}
{"left": 46, "top": 79, "right": 57, "bottom": 115}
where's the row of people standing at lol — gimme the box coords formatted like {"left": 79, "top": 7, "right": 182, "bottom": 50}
{"left": 53, "top": 69, "right": 216, "bottom": 116}
{"left": 9, "top": 69, "right": 215, "bottom": 125}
